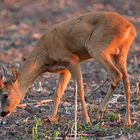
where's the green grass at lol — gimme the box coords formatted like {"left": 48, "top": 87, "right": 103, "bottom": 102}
{"left": 52, "top": 130, "right": 60, "bottom": 140}
{"left": 104, "top": 112, "right": 118, "bottom": 121}
{"left": 30, "top": 115, "right": 140, "bottom": 139}
{"left": 32, "top": 116, "right": 41, "bottom": 140}
{"left": 78, "top": 122, "right": 140, "bottom": 138}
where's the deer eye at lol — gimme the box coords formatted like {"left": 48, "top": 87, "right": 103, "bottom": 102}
{"left": 3, "top": 94, "right": 8, "bottom": 99}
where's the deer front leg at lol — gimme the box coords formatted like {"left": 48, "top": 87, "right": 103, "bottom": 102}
{"left": 68, "top": 63, "right": 90, "bottom": 123}
{"left": 50, "top": 70, "right": 71, "bottom": 121}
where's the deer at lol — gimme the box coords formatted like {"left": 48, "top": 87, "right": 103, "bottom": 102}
{"left": 0, "top": 11, "right": 136, "bottom": 128}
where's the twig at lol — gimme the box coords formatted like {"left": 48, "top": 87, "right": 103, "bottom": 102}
{"left": 18, "top": 103, "right": 34, "bottom": 109}
{"left": 74, "top": 80, "right": 78, "bottom": 140}
{"left": 136, "top": 82, "right": 140, "bottom": 96}
{"left": 70, "top": 123, "right": 75, "bottom": 138}
{"left": 93, "top": 78, "right": 108, "bottom": 93}
{"left": 35, "top": 99, "right": 54, "bottom": 107}
{"left": 88, "top": 78, "right": 108, "bottom": 97}
{"left": 109, "top": 94, "right": 124, "bottom": 104}
{"left": 17, "top": 99, "right": 54, "bottom": 109}
{"left": 135, "top": 82, "right": 140, "bottom": 109}
{"left": 61, "top": 125, "right": 70, "bottom": 140}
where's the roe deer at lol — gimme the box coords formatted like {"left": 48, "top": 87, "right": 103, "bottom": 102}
{"left": 0, "top": 11, "right": 136, "bottom": 128}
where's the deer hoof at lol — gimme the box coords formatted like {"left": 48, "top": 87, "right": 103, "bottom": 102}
{"left": 49, "top": 116, "right": 59, "bottom": 123}
{"left": 125, "top": 120, "right": 132, "bottom": 128}
{"left": 95, "top": 109, "right": 104, "bottom": 121}
{"left": 42, "top": 116, "right": 59, "bottom": 124}
{"left": 86, "top": 116, "right": 91, "bottom": 124}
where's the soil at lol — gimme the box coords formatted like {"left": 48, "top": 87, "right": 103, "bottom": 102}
{"left": 0, "top": 0, "right": 140, "bottom": 139}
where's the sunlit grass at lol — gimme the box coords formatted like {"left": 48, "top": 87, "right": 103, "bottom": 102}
{"left": 32, "top": 117, "right": 41, "bottom": 140}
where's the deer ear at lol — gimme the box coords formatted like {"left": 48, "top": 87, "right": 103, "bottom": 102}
{"left": 0, "top": 72, "right": 5, "bottom": 91}
{"left": 0, "top": 80, "right": 4, "bottom": 90}
{"left": 0, "top": 63, "right": 12, "bottom": 80}
{"left": 11, "top": 65, "right": 18, "bottom": 82}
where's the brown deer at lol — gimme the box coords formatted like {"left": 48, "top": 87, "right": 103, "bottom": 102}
{"left": 0, "top": 11, "right": 136, "bottom": 128}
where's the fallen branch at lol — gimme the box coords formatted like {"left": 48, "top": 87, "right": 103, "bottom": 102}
{"left": 35, "top": 99, "right": 54, "bottom": 107}
{"left": 17, "top": 99, "right": 54, "bottom": 109}
{"left": 135, "top": 82, "right": 140, "bottom": 110}
{"left": 88, "top": 78, "right": 109, "bottom": 97}
{"left": 74, "top": 80, "right": 78, "bottom": 140}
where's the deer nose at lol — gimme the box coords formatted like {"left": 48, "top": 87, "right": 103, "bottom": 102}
{"left": 1, "top": 111, "right": 10, "bottom": 117}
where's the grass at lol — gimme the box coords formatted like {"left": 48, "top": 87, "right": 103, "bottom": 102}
{"left": 104, "top": 112, "right": 118, "bottom": 121}
{"left": 52, "top": 130, "right": 60, "bottom": 140}
{"left": 32, "top": 116, "right": 41, "bottom": 140}
{"left": 30, "top": 113, "right": 140, "bottom": 139}
{"left": 31, "top": 117, "right": 61, "bottom": 139}
{"left": 78, "top": 122, "right": 140, "bottom": 138}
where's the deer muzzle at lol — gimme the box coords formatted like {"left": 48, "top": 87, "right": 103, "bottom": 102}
{"left": 1, "top": 111, "right": 10, "bottom": 117}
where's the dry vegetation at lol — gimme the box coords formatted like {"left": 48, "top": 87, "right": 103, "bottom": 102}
{"left": 0, "top": 0, "right": 140, "bottom": 139}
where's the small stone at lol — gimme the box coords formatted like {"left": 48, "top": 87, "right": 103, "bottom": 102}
{"left": 0, "top": 120, "right": 7, "bottom": 125}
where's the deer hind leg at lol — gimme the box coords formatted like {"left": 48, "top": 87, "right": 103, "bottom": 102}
{"left": 51, "top": 69, "right": 71, "bottom": 119}
{"left": 95, "top": 53, "right": 123, "bottom": 120}
{"left": 67, "top": 62, "right": 90, "bottom": 123}
{"left": 114, "top": 52, "right": 132, "bottom": 128}
{"left": 87, "top": 33, "right": 122, "bottom": 120}
{"left": 87, "top": 43, "right": 122, "bottom": 120}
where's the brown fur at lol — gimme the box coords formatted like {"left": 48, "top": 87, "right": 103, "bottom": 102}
{"left": 0, "top": 11, "right": 136, "bottom": 127}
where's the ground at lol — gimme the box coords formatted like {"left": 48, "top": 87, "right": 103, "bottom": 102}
{"left": 0, "top": 0, "right": 140, "bottom": 139}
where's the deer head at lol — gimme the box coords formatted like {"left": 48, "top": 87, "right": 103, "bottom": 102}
{"left": 0, "top": 64, "right": 21, "bottom": 117}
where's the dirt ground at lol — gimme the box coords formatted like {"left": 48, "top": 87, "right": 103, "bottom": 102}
{"left": 0, "top": 0, "right": 140, "bottom": 139}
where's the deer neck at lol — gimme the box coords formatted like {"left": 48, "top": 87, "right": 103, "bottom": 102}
{"left": 14, "top": 48, "right": 48, "bottom": 99}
